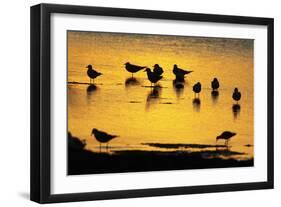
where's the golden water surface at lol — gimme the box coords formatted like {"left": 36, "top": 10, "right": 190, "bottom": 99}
{"left": 67, "top": 31, "right": 254, "bottom": 159}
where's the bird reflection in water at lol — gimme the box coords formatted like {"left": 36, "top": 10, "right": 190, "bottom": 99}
{"left": 192, "top": 98, "right": 201, "bottom": 112}
{"left": 146, "top": 85, "right": 162, "bottom": 111}
{"left": 86, "top": 84, "right": 98, "bottom": 102}
{"left": 211, "top": 90, "right": 219, "bottom": 103}
{"left": 232, "top": 104, "right": 241, "bottom": 119}
{"left": 173, "top": 79, "right": 185, "bottom": 99}
{"left": 87, "top": 84, "right": 98, "bottom": 93}
{"left": 125, "top": 77, "right": 140, "bottom": 88}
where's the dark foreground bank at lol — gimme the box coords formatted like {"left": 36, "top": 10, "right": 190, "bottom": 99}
{"left": 68, "top": 133, "right": 253, "bottom": 175}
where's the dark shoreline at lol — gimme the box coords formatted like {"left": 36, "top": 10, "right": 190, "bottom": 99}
{"left": 68, "top": 134, "right": 253, "bottom": 175}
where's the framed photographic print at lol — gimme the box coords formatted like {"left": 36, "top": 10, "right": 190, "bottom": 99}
{"left": 30, "top": 3, "right": 274, "bottom": 203}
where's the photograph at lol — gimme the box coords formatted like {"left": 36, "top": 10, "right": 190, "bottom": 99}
{"left": 67, "top": 31, "right": 254, "bottom": 175}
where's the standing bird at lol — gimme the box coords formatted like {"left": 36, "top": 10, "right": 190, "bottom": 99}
{"left": 193, "top": 82, "right": 202, "bottom": 98}
{"left": 91, "top": 128, "right": 118, "bottom": 151}
{"left": 173, "top": 64, "right": 193, "bottom": 81}
{"left": 124, "top": 62, "right": 146, "bottom": 77}
{"left": 144, "top": 68, "right": 163, "bottom": 87}
{"left": 86, "top": 65, "right": 102, "bottom": 84}
{"left": 211, "top": 78, "right": 220, "bottom": 91}
{"left": 232, "top": 88, "right": 241, "bottom": 103}
{"left": 216, "top": 131, "right": 236, "bottom": 146}
{"left": 153, "top": 64, "right": 164, "bottom": 76}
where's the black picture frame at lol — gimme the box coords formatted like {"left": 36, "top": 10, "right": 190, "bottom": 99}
{"left": 30, "top": 3, "right": 274, "bottom": 203}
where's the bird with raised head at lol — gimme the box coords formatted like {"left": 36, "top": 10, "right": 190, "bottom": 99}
{"left": 144, "top": 68, "right": 163, "bottom": 87}
{"left": 211, "top": 78, "right": 220, "bottom": 91}
{"left": 193, "top": 82, "right": 201, "bottom": 97}
{"left": 124, "top": 62, "right": 146, "bottom": 77}
{"left": 232, "top": 88, "right": 241, "bottom": 104}
{"left": 173, "top": 64, "right": 193, "bottom": 81}
{"left": 216, "top": 131, "right": 236, "bottom": 146}
{"left": 86, "top": 65, "right": 102, "bottom": 84}
{"left": 91, "top": 128, "right": 118, "bottom": 151}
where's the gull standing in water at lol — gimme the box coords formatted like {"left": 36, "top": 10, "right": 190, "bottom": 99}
{"left": 124, "top": 62, "right": 146, "bottom": 77}
{"left": 91, "top": 128, "right": 118, "bottom": 151}
{"left": 193, "top": 82, "right": 202, "bottom": 98}
{"left": 211, "top": 78, "right": 220, "bottom": 91}
{"left": 144, "top": 68, "right": 163, "bottom": 87}
{"left": 216, "top": 131, "right": 236, "bottom": 146}
{"left": 173, "top": 64, "right": 193, "bottom": 81}
{"left": 86, "top": 64, "right": 102, "bottom": 84}
{"left": 232, "top": 88, "right": 241, "bottom": 104}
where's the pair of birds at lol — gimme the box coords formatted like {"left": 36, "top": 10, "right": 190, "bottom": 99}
{"left": 125, "top": 62, "right": 164, "bottom": 76}
{"left": 90, "top": 128, "right": 236, "bottom": 150}
{"left": 193, "top": 78, "right": 218, "bottom": 98}
{"left": 125, "top": 62, "right": 164, "bottom": 87}
{"left": 193, "top": 78, "right": 219, "bottom": 98}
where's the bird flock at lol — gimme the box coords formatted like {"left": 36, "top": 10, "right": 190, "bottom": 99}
{"left": 85, "top": 62, "right": 242, "bottom": 149}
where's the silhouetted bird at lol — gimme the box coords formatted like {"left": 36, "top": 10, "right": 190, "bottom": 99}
{"left": 211, "top": 78, "right": 220, "bottom": 91}
{"left": 232, "top": 88, "right": 241, "bottom": 103}
{"left": 173, "top": 64, "right": 193, "bottom": 81}
{"left": 144, "top": 68, "right": 163, "bottom": 87}
{"left": 193, "top": 82, "right": 201, "bottom": 97}
{"left": 86, "top": 65, "right": 102, "bottom": 84}
{"left": 125, "top": 62, "right": 146, "bottom": 77}
{"left": 216, "top": 131, "right": 236, "bottom": 146}
{"left": 153, "top": 64, "right": 164, "bottom": 76}
{"left": 91, "top": 128, "right": 118, "bottom": 150}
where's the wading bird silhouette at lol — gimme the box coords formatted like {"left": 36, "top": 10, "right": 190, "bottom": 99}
{"left": 216, "top": 131, "right": 236, "bottom": 146}
{"left": 232, "top": 88, "right": 241, "bottom": 104}
{"left": 86, "top": 65, "right": 102, "bottom": 84}
{"left": 144, "top": 68, "right": 163, "bottom": 87}
{"left": 124, "top": 62, "right": 146, "bottom": 77}
{"left": 211, "top": 78, "right": 220, "bottom": 91}
{"left": 193, "top": 82, "right": 202, "bottom": 98}
{"left": 173, "top": 64, "right": 193, "bottom": 81}
{"left": 91, "top": 128, "right": 118, "bottom": 151}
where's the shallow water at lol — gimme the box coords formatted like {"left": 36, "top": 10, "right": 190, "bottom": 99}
{"left": 67, "top": 31, "right": 254, "bottom": 160}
